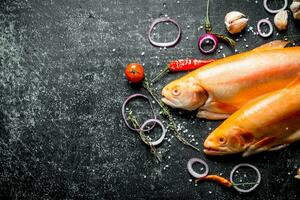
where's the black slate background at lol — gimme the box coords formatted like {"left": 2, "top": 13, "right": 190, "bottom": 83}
{"left": 0, "top": 0, "right": 300, "bottom": 199}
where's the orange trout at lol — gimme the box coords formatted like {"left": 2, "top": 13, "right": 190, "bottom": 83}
{"left": 161, "top": 40, "right": 300, "bottom": 120}
{"left": 204, "top": 77, "right": 300, "bottom": 157}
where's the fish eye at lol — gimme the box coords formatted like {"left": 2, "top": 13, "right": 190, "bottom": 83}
{"left": 172, "top": 88, "right": 181, "bottom": 96}
{"left": 219, "top": 137, "right": 226, "bottom": 144}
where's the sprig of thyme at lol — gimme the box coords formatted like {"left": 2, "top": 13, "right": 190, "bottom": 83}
{"left": 143, "top": 78, "right": 200, "bottom": 152}
{"left": 127, "top": 110, "right": 162, "bottom": 162}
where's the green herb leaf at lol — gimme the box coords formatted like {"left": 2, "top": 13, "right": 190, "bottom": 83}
{"left": 214, "top": 33, "right": 236, "bottom": 47}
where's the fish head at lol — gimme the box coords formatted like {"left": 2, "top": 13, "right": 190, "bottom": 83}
{"left": 161, "top": 77, "right": 208, "bottom": 111}
{"left": 204, "top": 125, "right": 255, "bottom": 155}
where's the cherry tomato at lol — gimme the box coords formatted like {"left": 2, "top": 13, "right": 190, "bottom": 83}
{"left": 125, "top": 63, "right": 145, "bottom": 83}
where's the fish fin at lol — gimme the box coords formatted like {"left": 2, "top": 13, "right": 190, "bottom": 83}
{"left": 206, "top": 101, "right": 238, "bottom": 113}
{"left": 268, "top": 144, "right": 289, "bottom": 151}
{"left": 196, "top": 110, "right": 230, "bottom": 120}
{"left": 252, "top": 40, "right": 290, "bottom": 52}
{"left": 201, "top": 99, "right": 237, "bottom": 114}
{"left": 284, "top": 129, "right": 300, "bottom": 143}
{"left": 284, "top": 74, "right": 300, "bottom": 89}
{"left": 243, "top": 136, "right": 277, "bottom": 157}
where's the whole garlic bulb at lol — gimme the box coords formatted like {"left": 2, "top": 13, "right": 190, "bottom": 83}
{"left": 290, "top": 0, "right": 300, "bottom": 20}
{"left": 274, "top": 10, "right": 288, "bottom": 31}
{"left": 224, "top": 11, "right": 248, "bottom": 34}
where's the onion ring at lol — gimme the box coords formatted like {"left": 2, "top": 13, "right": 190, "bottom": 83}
{"left": 263, "top": 0, "right": 288, "bottom": 14}
{"left": 148, "top": 17, "right": 181, "bottom": 47}
{"left": 187, "top": 158, "right": 209, "bottom": 179}
{"left": 257, "top": 19, "right": 273, "bottom": 38}
{"left": 140, "top": 119, "right": 166, "bottom": 146}
{"left": 198, "top": 33, "right": 219, "bottom": 54}
{"left": 122, "top": 94, "right": 156, "bottom": 132}
{"left": 230, "top": 163, "right": 261, "bottom": 193}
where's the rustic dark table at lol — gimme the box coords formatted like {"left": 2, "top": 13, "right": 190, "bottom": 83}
{"left": 0, "top": 0, "right": 299, "bottom": 199}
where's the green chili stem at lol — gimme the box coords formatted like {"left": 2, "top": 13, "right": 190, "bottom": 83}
{"left": 143, "top": 78, "right": 200, "bottom": 152}
{"left": 151, "top": 67, "right": 169, "bottom": 83}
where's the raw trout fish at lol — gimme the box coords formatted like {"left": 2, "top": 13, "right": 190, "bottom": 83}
{"left": 161, "top": 40, "right": 300, "bottom": 120}
{"left": 203, "top": 77, "right": 300, "bottom": 157}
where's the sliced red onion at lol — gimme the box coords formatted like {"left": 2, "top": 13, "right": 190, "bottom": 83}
{"left": 122, "top": 94, "right": 156, "bottom": 132}
{"left": 187, "top": 158, "right": 209, "bottom": 179}
{"left": 230, "top": 163, "right": 261, "bottom": 193}
{"left": 263, "top": 0, "right": 288, "bottom": 14}
{"left": 198, "top": 33, "right": 219, "bottom": 54}
{"left": 148, "top": 17, "right": 181, "bottom": 47}
{"left": 140, "top": 119, "right": 166, "bottom": 146}
{"left": 257, "top": 19, "right": 273, "bottom": 38}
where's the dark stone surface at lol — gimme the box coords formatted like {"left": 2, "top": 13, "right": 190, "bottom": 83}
{"left": 0, "top": 0, "right": 299, "bottom": 199}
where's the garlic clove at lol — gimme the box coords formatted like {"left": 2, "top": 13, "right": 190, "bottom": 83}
{"left": 274, "top": 10, "right": 288, "bottom": 31}
{"left": 225, "top": 11, "right": 248, "bottom": 34}
{"left": 225, "top": 11, "right": 245, "bottom": 24}
{"left": 226, "top": 18, "right": 248, "bottom": 34}
{"left": 294, "top": 11, "right": 300, "bottom": 20}
{"left": 290, "top": 1, "right": 300, "bottom": 20}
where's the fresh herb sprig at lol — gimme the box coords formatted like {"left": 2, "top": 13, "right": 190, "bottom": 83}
{"left": 127, "top": 110, "right": 162, "bottom": 162}
{"left": 143, "top": 78, "right": 200, "bottom": 152}
{"left": 204, "top": 0, "right": 236, "bottom": 48}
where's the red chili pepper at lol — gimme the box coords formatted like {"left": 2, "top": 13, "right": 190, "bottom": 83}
{"left": 195, "top": 175, "right": 232, "bottom": 187}
{"left": 168, "top": 58, "right": 215, "bottom": 72}
{"left": 152, "top": 58, "right": 215, "bottom": 82}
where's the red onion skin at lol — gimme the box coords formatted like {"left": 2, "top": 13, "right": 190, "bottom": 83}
{"left": 198, "top": 33, "right": 219, "bottom": 54}
{"left": 122, "top": 94, "right": 156, "bottom": 132}
{"left": 148, "top": 17, "right": 181, "bottom": 47}
{"left": 257, "top": 19, "right": 273, "bottom": 38}
{"left": 230, "top": 163, "right": 261, "bottom": 193}
{"left": 140, "top": 119, "right": 166, "bottom": 146}
{"left": 263, "top": 0, "right": 288, "bottom": 14}
{"left": 187, "top": 158, "right": 209, "bottom": 179}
